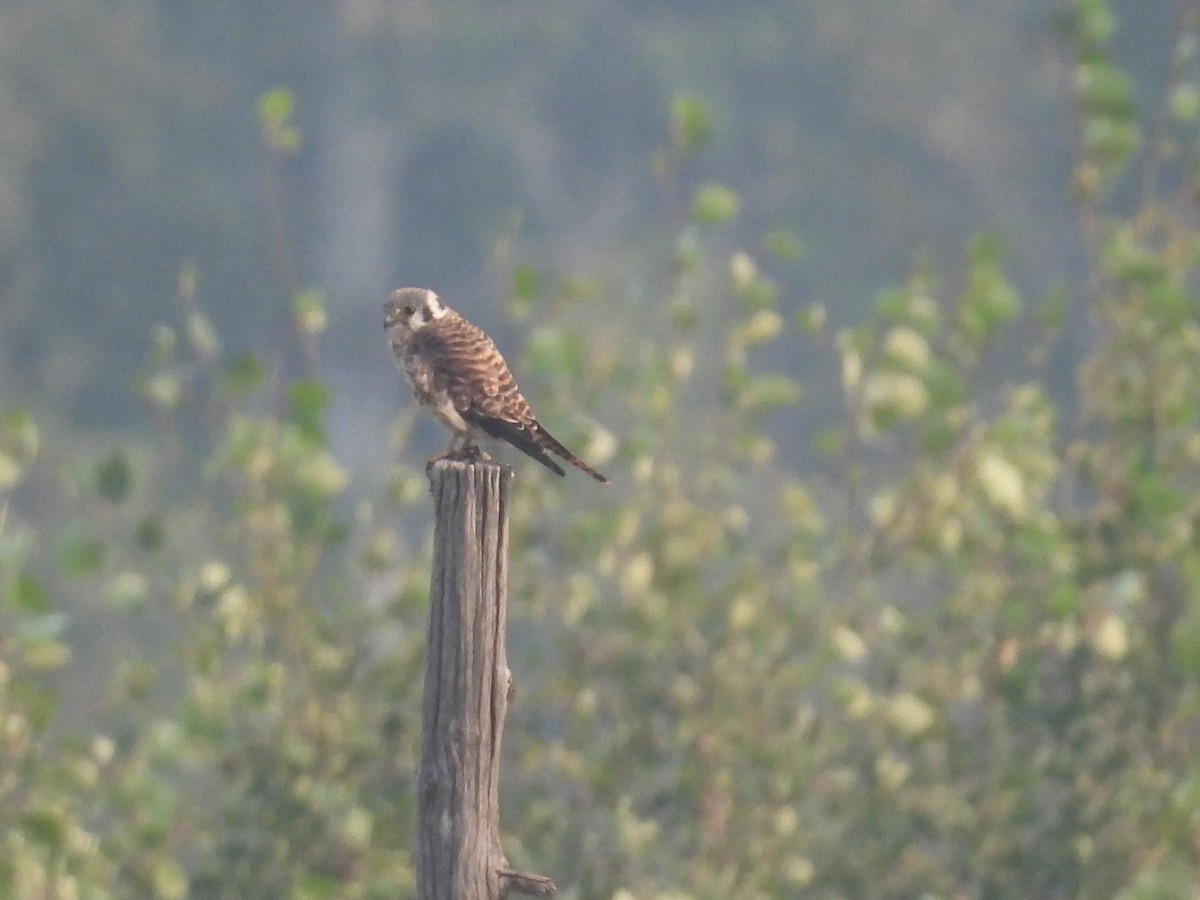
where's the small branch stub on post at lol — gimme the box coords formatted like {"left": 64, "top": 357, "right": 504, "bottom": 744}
{"left": 418, "top": 458, "right": 557, "bottom": 900}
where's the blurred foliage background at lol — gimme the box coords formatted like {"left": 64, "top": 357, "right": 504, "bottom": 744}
{"left": 2, "top": 0, "right": 1200, "bottom": 897}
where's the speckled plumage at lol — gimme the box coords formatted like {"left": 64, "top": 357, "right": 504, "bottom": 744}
{"left": 384, "top": 287, "right": 609, "bottom": 483}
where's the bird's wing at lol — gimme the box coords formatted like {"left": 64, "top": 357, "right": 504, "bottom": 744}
{"left": 412, "top": 316, "right": 570, "bottom": 477}
{"left": 468, "top": 415, "right": 568, "bottom": 477}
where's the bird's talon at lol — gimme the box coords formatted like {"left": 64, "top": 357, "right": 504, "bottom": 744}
{"left": 424, "top": 445, "right": 492, "bottom": 473}
{"left": 449, "top": 445, "right": 491, "bottom": 464}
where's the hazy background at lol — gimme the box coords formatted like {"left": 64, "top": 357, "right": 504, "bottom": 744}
{"left": 3, "top": 4, "right": 1198, "bottom": 896}
{"left": 0, "top": 0, "right": 1160, "bottom": 474}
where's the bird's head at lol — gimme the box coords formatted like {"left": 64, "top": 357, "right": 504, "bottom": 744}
{"left": 383, "top": 287, "right": 447, "bottom": 333}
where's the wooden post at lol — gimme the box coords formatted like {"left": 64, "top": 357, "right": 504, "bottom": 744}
{"left": 418, "top": 458, "right": 556, "bottom": 900}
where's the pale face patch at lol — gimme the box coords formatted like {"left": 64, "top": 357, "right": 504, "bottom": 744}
{"left": 404, "top": 289, "right": 448, "bottom": 331}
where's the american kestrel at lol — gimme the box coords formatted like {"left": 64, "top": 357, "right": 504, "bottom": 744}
{"left": 384, "top": 287, "right": 610, "bottom": 483}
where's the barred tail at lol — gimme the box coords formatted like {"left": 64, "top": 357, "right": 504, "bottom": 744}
{"left": 531, "top": 422, "right": 610, "bottom": 484}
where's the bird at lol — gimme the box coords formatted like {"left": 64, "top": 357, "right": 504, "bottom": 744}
{"left": 384, "top": 287, "right": 610, "bottom": 483}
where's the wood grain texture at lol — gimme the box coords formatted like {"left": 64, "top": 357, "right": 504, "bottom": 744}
{"left": 418, "top": 459, "right": 556, "bottom": 900}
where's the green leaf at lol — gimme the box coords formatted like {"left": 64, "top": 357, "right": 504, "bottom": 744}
{"left": 107, "top": 571, "right": 148, "bottom": 610}
{"left": 1171, "top": 602, "right": 1200, "bottom": 676}
{"left": 290, "top": 379, "right": 329, "bottom": 442}
{"left": 142, "top": 372, "right": 182, "bottom": 411}
{"left": 1, "top": 410, "right": 38, "bottom": 456}
{"left": 721, "top": 362, "right": 750, "bottom": 406}
{"left": 1104, "top": 225, "right": 1167, "bottom": 286}
{"left": 95, "top": 451, "right": 133, "bottom": 502}
{"left": 136, "top": 513, "right": 167, "bottom": 553}
{"left": 12, "top": 572, "right": 51, "bottom": 615}
{"left": 925, "top": 359, "right": 966, "bottom": 409}
{"left": 295, "top": 875, "right": 339, "bottom": 900}
{"left": 1146, "top": 281, "right": 1189, "bottom": 327}
{"left": 22, "top": 810, "right": 66, "bottom": 851}
{"left": 1046, "top": 581, "right": 1082, "bottom": 616}
{"left": 766, "top": 228, "right": 806, "bottom": 262}
{"left": 0, "top": 529, "right": 33, "bottom": 581}
{"left": 1074, "top": 62, "right": 1136, "bottom": 118}
{"left": 20, "top": 634, "right": 70, "bottom": 670}
{"left": 739, "top": 375, "right": 804, "bottom": 411}
{"left": 185, "top": 310, "right": 221, "bottom": 361}
{"left": 56, "top": 525, "right": 106, "bottom": 577}
{"left": 1130, "top": 469, "right": 1180, "bottom": 520}
{"left": 150, "top": 323, "right": 177, "bottom": 364}
{"left": 152, "top": 859, "right": 188, "bottom": 900}
{"left": 1074, "top": 0, "right": 1116, "bottom": 47}
{"left": 814, "top": 426, "right": 843, "bottom": 456}
{"left": 876, "top": 288, "right": 912, "bottom": 322}
{"left": 1082, "top": 117, "right": 1140, "bottom": 168}
{"left": 0, "top": 451, "right": 22, "bottom": 490}
{"left": 959, "top": 235, "right": 1020, "bottom": 341}
{"left": 120, "top": 659, "right": 159, "bottom": 703}
{"left": 1170, "top": 82, "right": 1200, "bottom": 123}
{"left": 292, "top": 288, "right": 327, "bottom": 335}
{"left": 737, "top": 276, "right": 779, "bottom": 312}
{"left": 258, "top": 88, "right": 301, "bottom": 152}
{"left": 797, "top": 303, "right": 827, "bottom": 334}
{"left": 526, "top": 327, "right": 584, "bottom": 379}
{"left": 919, "top": 417, "right": 957, "bottom": 454}
{"left": 258, "top": 87, "right": 295, "bottom": 125}
{"left": 671, "top": 94, "right": 712, "bottom": 154}
{"left": 221, "top": 352, "right": 267, "bottom": 396}
{"left": 291, "top": 447, "right": 349, "bottom": 502}
{"left": 0, "top": 408, "right": 39, "bottom": 480}
{"left": 692, "top": 184, "right": 740, "bottom": 225}
{"left": 510, "top": 263, "right": 540, "bottom": 319}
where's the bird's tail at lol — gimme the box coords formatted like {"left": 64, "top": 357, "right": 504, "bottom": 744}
{"left": 531, "top": 422, "right": 610, "bottom": 484}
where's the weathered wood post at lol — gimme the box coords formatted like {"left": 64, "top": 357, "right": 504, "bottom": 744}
{"left": 418, "top": 458, "right": 556, "bottom": 900}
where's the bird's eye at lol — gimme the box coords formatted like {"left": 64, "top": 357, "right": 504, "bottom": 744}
{"left": 403, "top": 306, "right": 415, "bottom": 317}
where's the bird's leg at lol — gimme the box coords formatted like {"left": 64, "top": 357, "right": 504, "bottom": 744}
{"left": 450, "top": 432, "right": 491, "bottom": 464}
{"left": 449, "top": 439, "right": 491, "bottom": 463}
{"left": 459, "top": 443, "right": 491, "bottom": 463}
{"left": 459, "top": 433, "right": 491, "bottom": 463}
{"left": 425, "top": 433, "right": 491, "bottom": 470}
